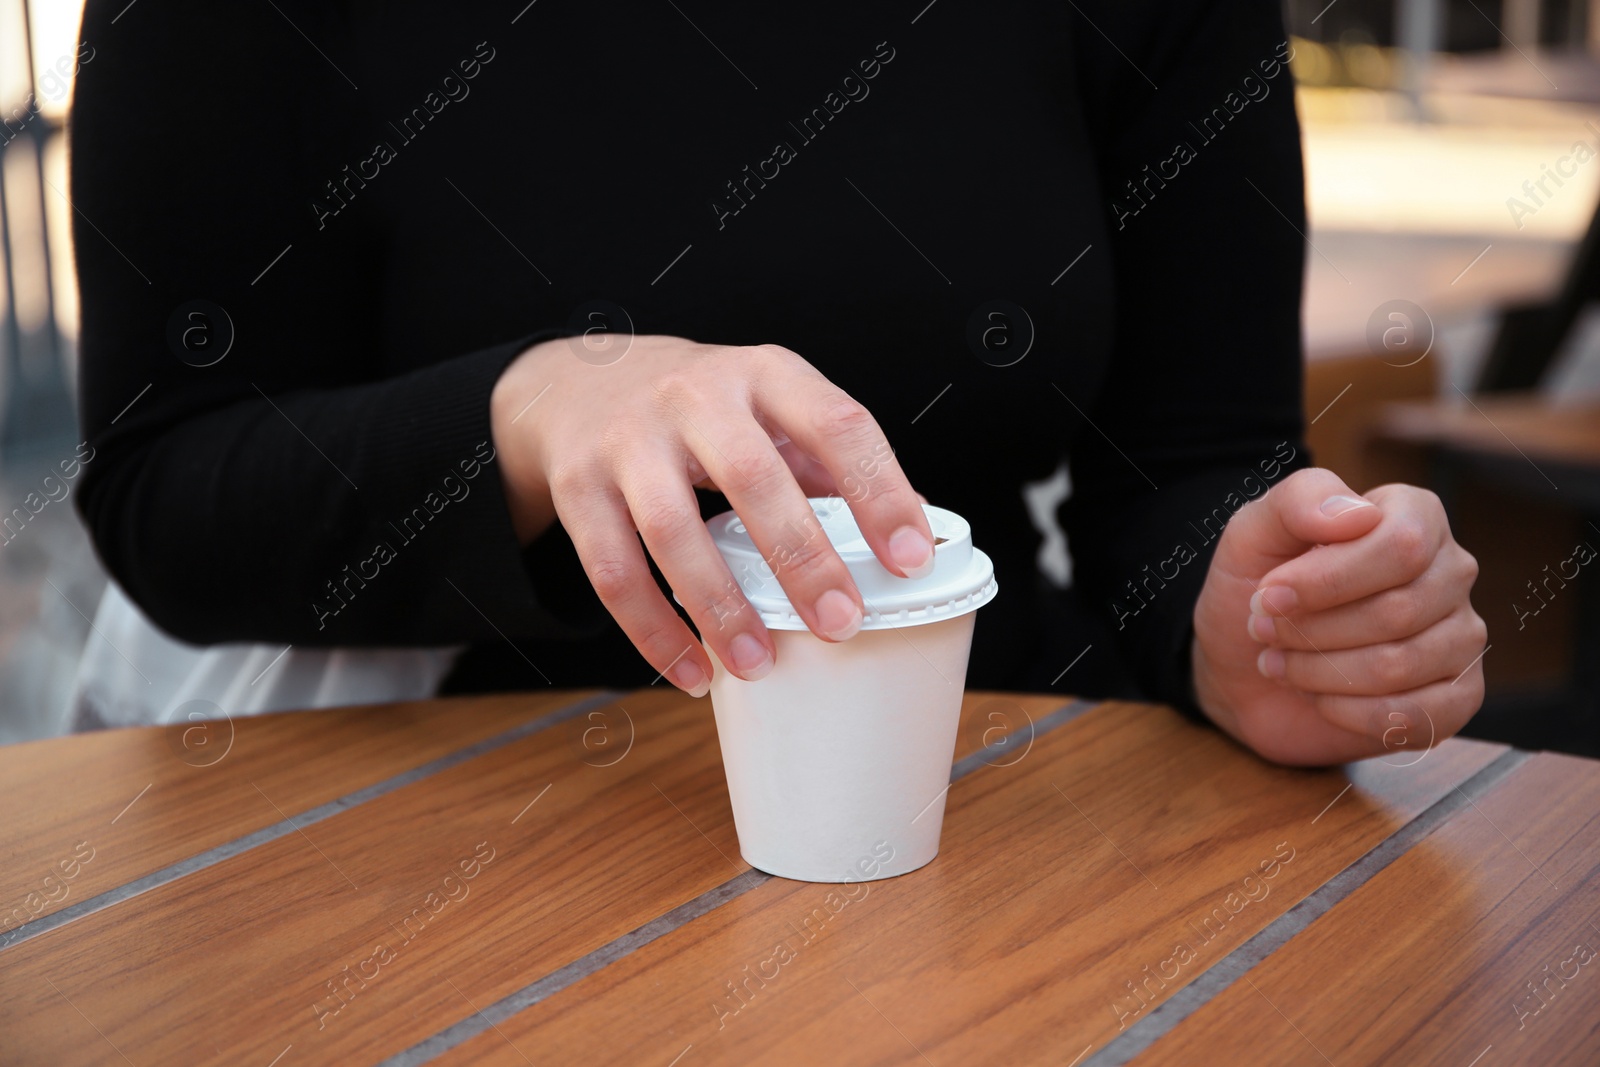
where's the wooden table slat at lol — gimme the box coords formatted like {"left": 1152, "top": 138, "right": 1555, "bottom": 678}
{"left": 0, "top": 689, "right": 604, "bottom": 937}
{"left": 0, "top": 689, "right": 1070, "bottom": 1066}
{"left": 423, "top": 700, "right": 1508, "bottom": 1067}
{"left": 1130, "top": 750, "right": 1600, "bottom": 1066}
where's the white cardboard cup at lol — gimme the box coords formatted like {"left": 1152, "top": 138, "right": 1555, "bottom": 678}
{"left": 701, "top": 499, "right": 997, "bottom": 883}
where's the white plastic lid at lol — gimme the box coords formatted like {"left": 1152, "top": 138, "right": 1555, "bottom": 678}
{"left": 704, "top": 497, "right": 997, "bottom": 631}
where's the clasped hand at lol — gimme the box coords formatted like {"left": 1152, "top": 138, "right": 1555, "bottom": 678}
{"left": 1193, "top": 469, "right": 1486, "bottom": 765}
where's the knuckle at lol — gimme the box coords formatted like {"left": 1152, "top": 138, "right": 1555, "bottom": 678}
{"left": 1238, "top": 490, "right": 1273, "bottom": 520}
{"left": 698, "top": 577, "right": 749, "bottom": 629}
{"left": 1437, "top": 681, "right": 1481, "bottom": 731}
{"left": 1398, "top": 482, "right": 1438, "bottom": 504}
{"left": 1416, "top": 486, "right": 1446, "bottom": 519}
{"left": 1366, "top": 700, "right": 1403, "bottom": 745}
{"left": 1376, "top": 697, "right": 1432, "bottom": 748}
{"left": 631, "top": 493, "right": 695, "bottom": 549}
{"left": 810, "top": 393, "right": 876, "bottom": 443}
{"left": 632, "top": 618, "right": 686, "bottom": 660}
{"left": 723, "top": 442, "right": 788, "bottom": 494}
{"left": 748, "top": 342, "right": 798, "bottom": 365}
{"left": 650, "top": 370, "right": 695, "bottom": 406}
{"left": 548, "top": 460, "right": 596, "bottom": 500}
{"left": 1302, "top": 562, "right": 1345, "bottom": 605}
{"left": 1379, "top": 589, "right": 1422, "bottom": 634}
{"left": 1387, "top": 517, "right": 1434, "bottom": 574}
{"left": 585, "top": 556, "right": 639, "bottom": 603}
{"left": 768, "top": 523, "right": 831, "bottom": 579}
{"left": 1372, "top": 641, "right": 1416, "bottom": 689}
{"left": 862, "top": 474, "right": 915, "bottom": 508}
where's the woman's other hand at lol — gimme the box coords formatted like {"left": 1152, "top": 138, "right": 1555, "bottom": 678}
{"left": 1192, "top": 468, "right": 1486, "bottom": 766}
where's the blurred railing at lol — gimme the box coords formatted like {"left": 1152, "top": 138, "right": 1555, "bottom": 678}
{"left": 0, "top": 0, "right": 102, "bottom": 743}
{"left": 1, "top": 0, "right": 78, "bottom": 462}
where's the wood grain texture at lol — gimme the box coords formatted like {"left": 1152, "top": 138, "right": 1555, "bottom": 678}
{"left": 0, "top": 689, "right": 599, "bottom": 933}
{"left": 1132, "top": 751, "right": 1600, "bottom": 1067}
{"left": 429, "top": 701, "right": 1508, "bottom": 1067}
{"left": 0, "top": 689, "right": 1067, "bottom": 1066}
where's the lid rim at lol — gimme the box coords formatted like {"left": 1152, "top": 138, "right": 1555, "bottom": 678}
{"left": 704, "top": 501, "right": 998, "bottom": 628}
{"left": 746, "top": 573, "right": 999, "bottom": 632}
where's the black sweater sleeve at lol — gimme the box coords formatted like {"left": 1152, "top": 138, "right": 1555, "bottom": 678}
{"left": 69, "top": 0, "right": 589, "bottom": 648}
{"left": 1062, "top": 0, "right": 1313, "bottom": 715}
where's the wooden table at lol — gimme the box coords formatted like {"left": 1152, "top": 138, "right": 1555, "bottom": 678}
{"left": 2, "top": 688, "right": 1596, "bottom": 1066}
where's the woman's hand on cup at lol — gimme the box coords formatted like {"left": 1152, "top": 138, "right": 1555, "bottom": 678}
{"left": 490, "top": 335, "right": 935, "bottom": 696}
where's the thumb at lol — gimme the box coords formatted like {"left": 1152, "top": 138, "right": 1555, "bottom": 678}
{"left": 1214, "top": 468, "right": 1381, "bottom": 585}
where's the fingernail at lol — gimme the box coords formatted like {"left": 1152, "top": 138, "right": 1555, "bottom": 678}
{"left": 889, "top": 526, "right": 935, "bottom": 578}
{"left": 670, "top": 659, "right": 710, "bottom": 698}
{"left": 1250, "top": 586, "right": 1299, "bottom": 616}
{"left": 1320, "top": 494, "right": 1374, "bottom": 518}
{"left": 1247, "top": 614, "right": 1276, "bottom": 643}
{"left": 814, "top": 589, "right": 863, "bottom": 641}
{"left": 728, "top": 633, "right": 774, "bottom": 681}
{"left": 1257, "top": 648, "right": 1286, "bottom": 680}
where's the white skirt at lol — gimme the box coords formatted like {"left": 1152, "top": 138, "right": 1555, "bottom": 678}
{"left": 67, "top": 581, "right": 463, "bottom": 732}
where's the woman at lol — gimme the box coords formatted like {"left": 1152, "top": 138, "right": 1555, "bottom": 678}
{"left": 69, "top": 0, "right": 1484, "bottom": 764}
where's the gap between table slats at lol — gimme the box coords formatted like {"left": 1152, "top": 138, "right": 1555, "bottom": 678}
{"left": 1085, "top": 746, "right": 1533, "bottom": 1067}
{"left": 0, "top": 690, "right": 622, "bottom": 953}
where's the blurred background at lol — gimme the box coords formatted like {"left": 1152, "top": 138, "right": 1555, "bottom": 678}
{"left": 0, "top": 0, "right": 1596, "bottom": 752}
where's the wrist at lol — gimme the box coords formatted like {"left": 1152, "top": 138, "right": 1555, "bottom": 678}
{"left": 1189, "top": 628, "right": 1243, "bottom": 740}
{"left": 490, "top": 338, "right": 565, "bottom": 545}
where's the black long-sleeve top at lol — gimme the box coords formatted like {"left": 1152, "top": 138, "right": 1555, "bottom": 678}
{"left": 70, "top": 0, "right": 1309, "bottom": 710}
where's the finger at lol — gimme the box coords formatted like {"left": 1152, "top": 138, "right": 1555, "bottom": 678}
{"left": 1247, "top": 540, "right": 1477, "bottom": 651}
{"left": 775, "top": 439, "right": 841, "bottom": 497}
{"left": 1219, "top": 468, "right": 1384, "bottom": 591}
{"left": 669, "top": 403, "right": 866, "bottom": 644}
{"left": 554, "top": 480, "right": 720, "bottom": 694}
{"left": 692, "top": 439, "right": 840, "bottom": 497}
{"left": 614, "top": 459, "right": 785, "bottom": 680}
{"left": 691, "top": 435, "right": 838, "bottom": 499}
{"left": 1310, "top": 671, "right": 1484, "bottom": 759}
{"left": 1259, "top": 606, "right": 1487, "bottom": 696}
{"left": 749, "top": 348, "right": 935, "bottom": 579}
{"left": 1254, "top": 484, "right": 1446, "bottom": 618}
